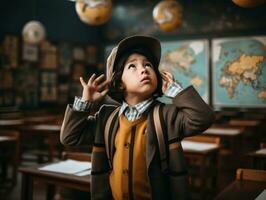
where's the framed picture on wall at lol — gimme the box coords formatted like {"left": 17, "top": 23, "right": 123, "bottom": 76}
{"left": 40, "top": 40, "right": 58, "bottom": 69}
{"left": 212, "top": 36, "right": 266, "bottom": 109}
{"left": 40, "top": 71, "right": 57, "bottom": 102}
{"left": 159, "top": 39, "right": 210, "bottom": 104}
{"left": 22, "top": 43, "right": 38, "bottom": 61}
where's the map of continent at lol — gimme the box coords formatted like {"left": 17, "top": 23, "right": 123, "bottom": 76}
{"left": 212, "top": 36, "right": 266, "bottom": 107}
{"left": 159, "top": 40, "right": 209, "bottom": 103}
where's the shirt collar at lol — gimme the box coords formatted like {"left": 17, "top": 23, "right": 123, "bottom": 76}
{"left": 119, "top": 98, "right": 154, "bottom": 116}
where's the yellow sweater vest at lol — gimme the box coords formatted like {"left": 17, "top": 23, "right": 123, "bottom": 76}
{"left": 109, "top": 114, "right": 151, "bottom": 200}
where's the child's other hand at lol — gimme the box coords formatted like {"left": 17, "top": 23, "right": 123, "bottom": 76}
{"left": 79, "top": 74, "right": 109, "bottom": 102}
{"left": 161, "top": 70, "right": 174, "bottom": 93}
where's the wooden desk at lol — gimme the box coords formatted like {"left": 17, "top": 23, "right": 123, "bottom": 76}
{"left": 203, "top": 127, "right": 244, "bottom": 153}
{"left": 228, "top": 119, "right": 262, "bottom": 152}
{"left": 20, "top": 125, "right": 61, "bottom": 134}
{"left": 229, "top": 119, "right": 261, "bottom": 127}
{"left": 0, "top": 119, "right": 24, "bottom": 128}
{"left": 23, "top": 115, "right": 63, "bottom": 125}
{"left": 182, "top": 140, "right": 220, "bottom": 199}
{"left": 19, "top": 125, "right": 62, "bottom": 163}
{"left": 0, "top": 115, "right": 62, "bottom": 127}
{"left": 215, "top": 180, "right": 266, "bottom": 200}
{"left": 0, "top": 134, "right": 19, "bottom": 186}
{"left": 204, "top": 127, "right": 244, "bottom": 137}
{"left": 19, "top": 164, "right": 90, "bottom": 200}
{"left": 248, "top": 148, "right": 266, "bottom": 170}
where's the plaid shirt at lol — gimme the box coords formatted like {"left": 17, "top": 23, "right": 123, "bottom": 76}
{"left": 73, "top": 82, "right": 183, "bottom": 121}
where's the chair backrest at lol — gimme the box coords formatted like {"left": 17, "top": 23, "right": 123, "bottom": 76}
{"left": 61, "top": 151, "right": 91, "bottom": 162}
{"left": 236, "top": 168, "right": 266, "bottom": 182}
{"left": 184, "top": 135, "right": 221, "bottom": 145}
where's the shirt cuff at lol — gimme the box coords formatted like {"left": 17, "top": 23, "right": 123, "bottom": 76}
{"left": 73, "top": 96, "right": 91, "bottom": 111}
{"left": 164, "top": 81, "right": 183, "bottom": 98}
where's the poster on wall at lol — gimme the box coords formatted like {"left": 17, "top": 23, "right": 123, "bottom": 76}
{"left": 212, "top": 36, "right": 266, "bottom": 108}
{"left": 159, "top": 39, "right": 210, "bottom": 104}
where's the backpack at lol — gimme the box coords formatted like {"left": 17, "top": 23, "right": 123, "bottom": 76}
{"left": 104, "top": 104, "right": 168, "bottom": 172}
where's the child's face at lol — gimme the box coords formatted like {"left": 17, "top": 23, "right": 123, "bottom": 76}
{"left": 121, "top": 53, "right": 158, "bottom": 102}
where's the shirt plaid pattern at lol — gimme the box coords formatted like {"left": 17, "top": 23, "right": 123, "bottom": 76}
{"left": 119, "top": 98, "right": 154, "bottom": 121}
{"left": 73, "top": 82, "right": 183, "bottom": 120}
{"left": 164, "top": 81, "right": 183, "bottom": 97}
{"left": 73, "top": 96, "right": 91, "bottom": 111}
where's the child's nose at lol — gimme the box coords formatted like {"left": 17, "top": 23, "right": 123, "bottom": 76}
{"left": 140, "top": 66, "right": 148, "bottom": 74}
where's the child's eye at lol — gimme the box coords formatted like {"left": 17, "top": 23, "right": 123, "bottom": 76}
{"left": 128, "top": 64, "right": 136, "bottom": 69}
{"left": 145, "top": 63, "right": 153, "bottom": 68}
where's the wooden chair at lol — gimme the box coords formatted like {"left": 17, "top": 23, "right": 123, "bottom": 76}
{"left": 183, "top": 135, "right": 221, "bottom": 200}
{"left": 0, "top": 130, "right": 20, "bottom": 186}
{"left": 215, "top": 168, "right": 266, "bottom": 199}
{"left": 19, "top": 122, "right": 62, "bottom": 164}
{"left": 236, "top": 168, "right": 266, "bottom": 182}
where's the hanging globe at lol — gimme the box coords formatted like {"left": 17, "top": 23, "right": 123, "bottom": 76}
{"left": 22, "top": 20, "right": 46, "bottom": 45}
{"left": 232, "top": 0, "right": 266, "bottom": 8}
{"left": 75, "top": 0, "right": 112, "bottom": 25}
{"left": 153, "top": 0, "right": 183, "bottom": 32}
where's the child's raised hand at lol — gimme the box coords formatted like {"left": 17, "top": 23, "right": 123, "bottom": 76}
{"left": 79, "top": 74, "right": 109, "bottom": 102}
{"left": 160, "top": 70, "right": 175, "bottom": 94}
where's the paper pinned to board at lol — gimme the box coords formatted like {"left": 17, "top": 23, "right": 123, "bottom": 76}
{"left": 39, "top": 159, "right": 91, "bottom": 175}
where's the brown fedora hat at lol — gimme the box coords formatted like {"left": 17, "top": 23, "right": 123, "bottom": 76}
{"left": 106, "top": 35, "right": 161, "bottom": 81}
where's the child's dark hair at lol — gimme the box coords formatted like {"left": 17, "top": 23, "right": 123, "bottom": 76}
{"left": 108, "top": 47, "right": 163, "bottom": 103}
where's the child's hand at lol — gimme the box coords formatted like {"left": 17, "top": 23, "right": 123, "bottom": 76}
{"left": 161, "top": 70, "right": 175, "bottom": 94}
{"left": 79, "top": 74, "right": 109, "bottom": 102}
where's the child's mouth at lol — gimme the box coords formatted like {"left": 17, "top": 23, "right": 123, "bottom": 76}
{"left": 141, "top": 77, "right": 150, "bottom": 83}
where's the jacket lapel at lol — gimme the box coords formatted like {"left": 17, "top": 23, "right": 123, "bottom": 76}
{"left": 110, "top": 112, "right": 120, "bottom": 162}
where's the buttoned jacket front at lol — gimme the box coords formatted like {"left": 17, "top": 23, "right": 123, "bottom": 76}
{"left": 60, "top": 86, "right": 215, "bottom": 200}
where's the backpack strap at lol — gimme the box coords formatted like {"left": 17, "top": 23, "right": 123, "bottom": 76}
{"left": 153, "top": 104, "right": 168, "bottom": 172}
{"left": 104, "top": 106, "right": 120, "bottom": 167}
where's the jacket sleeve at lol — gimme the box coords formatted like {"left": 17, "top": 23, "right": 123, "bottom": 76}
{"left": 163, "top": 86, "right": 215, "bottom": 140}
{"left": 60, "top": 95, "right": 120, "bottom": 147}
{"left": 60, "top": 103, "right": 103, "bottom": 147}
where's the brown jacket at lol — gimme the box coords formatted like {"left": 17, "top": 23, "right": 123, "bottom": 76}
{"left": 60, "top": 86, "right": 215, "bottom": 200}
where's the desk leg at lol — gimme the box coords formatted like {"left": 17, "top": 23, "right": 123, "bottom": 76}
{"left": 199, "top": 156, "right": 206, "bottom": 200}
{"left": 21, "top": 173, "right": 33, "bottom": 200}
{"left": 46, "top": 184, "right": 55, "bottom": 200}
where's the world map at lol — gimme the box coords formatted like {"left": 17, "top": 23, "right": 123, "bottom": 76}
{"left": 212, "top": 36, "right": 266, "bottom": 108}
{"left": 158, "top": 40, "right": 209, "bottom": 104}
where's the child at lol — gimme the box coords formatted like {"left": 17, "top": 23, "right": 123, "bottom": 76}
{"left": 60, "top": 35, "right": 214, "bottom": 200}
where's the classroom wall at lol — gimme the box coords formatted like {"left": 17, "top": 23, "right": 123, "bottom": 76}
{"left": 103, "top": 0, "right": 266, "bottom": 43}
{"left": 1, "top": 0, "right": 266, "bottom": 44}
{"left": 0, "top": 0, "right": 101, "bottom": 43}
{"left": 1, "top": 0, "right": 266, "bottom": 109}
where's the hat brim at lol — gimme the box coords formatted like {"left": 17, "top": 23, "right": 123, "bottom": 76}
{"left": 114, "top": 35, "right": 161, "bottom": 71}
